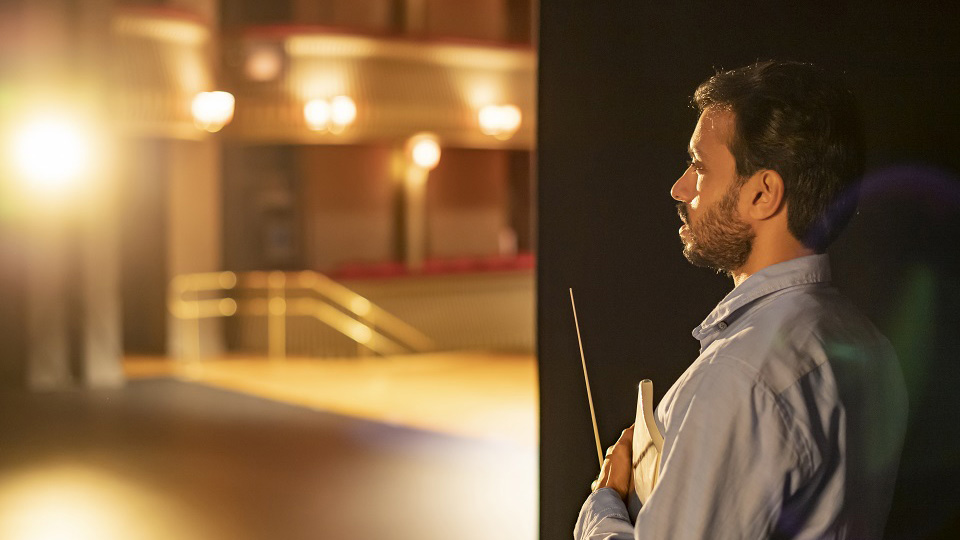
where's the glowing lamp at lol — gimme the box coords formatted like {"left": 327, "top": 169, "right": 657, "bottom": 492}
{"left": 191, "top": 91, "right": 235, "bottom": 133}
{"left": 9, "top": 113, "right": 96, "bottom": 196}
{"left": 304, "top": 98, "right": 331, "bottom": 131}
{"left": 407, "top": 133, "right": 441, "bottom": 170}
{"left": 330, "top": 96, "right": 357, "bottom": 127}
{"left": 304, "top": 95, "right": 356, "bottom": 133}
{"left": 478, "top": 104, "right": 522, "bottom": 140}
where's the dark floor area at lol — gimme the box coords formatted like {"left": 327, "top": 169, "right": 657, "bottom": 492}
{"left": 0, "top": 378, "right": 536, "bottom": 540}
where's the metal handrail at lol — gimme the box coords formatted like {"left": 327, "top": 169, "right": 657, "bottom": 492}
{"left": 168, "top": 270, "right": 435, "bottom": 359}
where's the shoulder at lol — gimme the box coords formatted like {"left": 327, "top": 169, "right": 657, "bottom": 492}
{"left": 717, "top": 283, "right": 895, "bottom": 394}
{"left": 701, "top": 283, "right": 905, "bottom": 471}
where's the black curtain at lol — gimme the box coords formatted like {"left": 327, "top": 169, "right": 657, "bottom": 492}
{"left": 537, "top": 3, "right": 960, "bottom": 539}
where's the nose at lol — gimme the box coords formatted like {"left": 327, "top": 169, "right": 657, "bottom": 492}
{"left": 671, "top": 166, "right": 696, "bottom": 203}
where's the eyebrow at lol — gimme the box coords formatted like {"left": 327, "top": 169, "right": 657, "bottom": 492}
{"left": 688, "top": 146, "right": 705, "bottom": 160}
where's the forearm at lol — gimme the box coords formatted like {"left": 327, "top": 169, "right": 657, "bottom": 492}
{"left": 574, "top": 488, "right": 635, "bottom": 540}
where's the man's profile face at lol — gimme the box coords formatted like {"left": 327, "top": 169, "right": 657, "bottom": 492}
{"left": 670, "top": 107, "right": 755, "bottom": 274}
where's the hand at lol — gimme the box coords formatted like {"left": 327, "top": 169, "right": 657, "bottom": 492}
{"left": 590, "top": 425, "right": 634, "bottom": 500}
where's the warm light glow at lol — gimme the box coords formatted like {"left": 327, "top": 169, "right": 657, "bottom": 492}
{"left": 304, "top": 98, "right": 331, "bottom": 131}
{"left": 478, "top": 104, "right": 522, "bottom": 140}
{"left": 407, "top": 133, "right": 441, "bottom": 170}
{"left": 9, "top": 113, "right": 96, "bottom": 194}
{"left": 0, "top": 465, "right": 203, "bottom": 540}
{"left": 191, "top": 91, "right": 235, "bottom": 133}
{"left": 350, "top": 297, "right": 372, "bottom": 317}
{"left": 245, "top": 45, "right": 283, "bottom": 81}
{"left": 219, "top": 298, "right": 238, "bottom": 316}
{"left": 330, "top": 95, "right": 357, "bottom": 127}
{"left": 7, "top": 489, "right": 101, "bottom": 540}
{"left": 304, "top": 95, "right": 356, "bottom": 133}
{"left": 218, "top": 271, "right": 237, "bottom": 289}
{"left": 350, "top": 322, "right": 373, "bottom": 344}
{"left": 269, "top": 297, "right": 287, "bottom": 315}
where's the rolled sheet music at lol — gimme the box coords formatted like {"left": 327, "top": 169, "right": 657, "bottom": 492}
{"left": 627, "top": 379, "right": 664, "bottom": 520}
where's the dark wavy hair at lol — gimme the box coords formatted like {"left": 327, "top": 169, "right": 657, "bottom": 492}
{"left": 693, "top": 61, "right": 865, "bottom": 252}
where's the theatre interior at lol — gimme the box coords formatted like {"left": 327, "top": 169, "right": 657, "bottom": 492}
{"left": 1, "top": 1, "right": 537, "bottom": 539}
{"left": 3, "top": 1, "right": 960, "bottom": 540}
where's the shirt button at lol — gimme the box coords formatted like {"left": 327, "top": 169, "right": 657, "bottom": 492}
{"left": 717, "top": 321, "right": 728, "bottom": 331}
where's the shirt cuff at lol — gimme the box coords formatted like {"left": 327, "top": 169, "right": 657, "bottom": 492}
{"left": 574, "top": 488, "right": 632, "bottom": 540}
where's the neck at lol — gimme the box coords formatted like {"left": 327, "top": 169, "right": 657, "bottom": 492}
{"left": 730, "top": 234, "right": 815, "bottom": 287}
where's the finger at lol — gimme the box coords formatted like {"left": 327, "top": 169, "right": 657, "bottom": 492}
{"left": 592, "top": 460, "right": 610, "bottom": 491}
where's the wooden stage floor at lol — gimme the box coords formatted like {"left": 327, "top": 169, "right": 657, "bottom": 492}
{"left": 0, "top": 353, "right": 538, "bottom": 540}
{"left": 124, "top": 352, "right": 538, "bottom": 447}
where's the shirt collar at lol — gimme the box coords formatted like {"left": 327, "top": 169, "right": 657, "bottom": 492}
{"left": 693, "top": 254, "right": 832, "bottom": 341}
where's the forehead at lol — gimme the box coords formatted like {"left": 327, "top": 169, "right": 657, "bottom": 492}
{"left": 689, "top": 107, "right": 734, "bottom": 157}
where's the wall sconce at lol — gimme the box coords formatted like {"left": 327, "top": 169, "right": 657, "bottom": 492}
{"left": 478, "top": 104, "right": 522, "bottom": 140}
{"left": 406, "top": 132, "right": 441, "bottom": 171}
{"left": 191, "top": 91, "right": 235, "bottom": 133}
{"left": 402, "top": 132, "right": 441, "bottom": 271}
{"left": 304, "top": 95, "right": 356, "bottom": 134}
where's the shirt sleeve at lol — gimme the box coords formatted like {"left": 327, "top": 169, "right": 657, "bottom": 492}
{"left": 574, "top": 488, "right": 634, "bottom": 540}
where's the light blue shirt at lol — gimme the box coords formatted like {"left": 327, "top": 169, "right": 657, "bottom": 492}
{"left": 575, "top": 254, "right": 907, "bottom": 539}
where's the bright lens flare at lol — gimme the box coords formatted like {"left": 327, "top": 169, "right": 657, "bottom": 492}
{"left": 407, "top": 133, "right": 441, "bottom": 170}
{"left": 191, "top": 91, "right": 235, "bottom": 133}
{"left": 478, "top": 104, "right": 522, "bottom": 140}
{"left": 304, "top": 98, "right": 331, "bottom": 131}
{"left": 330, "top": 95, "right": 357, "bottom": 127}
{"left": 0, "top": 465, "right": 204, "bottom": 540}
{"left": 304, "top": 95, "right": 356, "bottom": 133}
{"left": 10, "top": 114, "right": 94, "bottom": 193}
{"left": 5, "top": 485, "right": 106, "bottom": 540}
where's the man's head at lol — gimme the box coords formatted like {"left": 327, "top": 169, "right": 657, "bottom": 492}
{"left": 674, "top": 108, "right": 755, "bottom": 272}
{"left": 672, "top": 61, "right": 865, "bottom": 274}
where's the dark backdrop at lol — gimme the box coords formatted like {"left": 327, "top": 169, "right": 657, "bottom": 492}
{"left": 537, "top": 3, "right": 960, "bottom": 539}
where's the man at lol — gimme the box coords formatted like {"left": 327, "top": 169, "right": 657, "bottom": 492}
{"left": 575, "top": 61, "right": 908, "bottom": 539}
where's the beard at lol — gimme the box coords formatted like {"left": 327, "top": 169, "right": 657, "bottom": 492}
{"left": 677, "top": 182, "right": 754, "bottom": 275}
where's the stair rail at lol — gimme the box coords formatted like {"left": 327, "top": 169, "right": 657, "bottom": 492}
{"left": 168, "top": 270, "right": 435, "bottom": 359}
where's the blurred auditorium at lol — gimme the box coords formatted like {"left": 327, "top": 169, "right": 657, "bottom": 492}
{"left": 6, "top": 2, "right": 960, "bottom": 540}
{"left": 0, "top": 2, "right": 538, "bottom": 539}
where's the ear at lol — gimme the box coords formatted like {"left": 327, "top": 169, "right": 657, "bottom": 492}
{"left": 742, "top": 169, "right": 785, "bottom": 221}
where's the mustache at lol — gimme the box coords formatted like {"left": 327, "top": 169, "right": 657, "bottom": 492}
{"left": 677, "top": 203, "right": 690, "bottom": 224}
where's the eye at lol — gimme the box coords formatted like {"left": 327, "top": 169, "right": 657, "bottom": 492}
{"left": 686, "top": 158, "right": 704, "bottom": 173}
